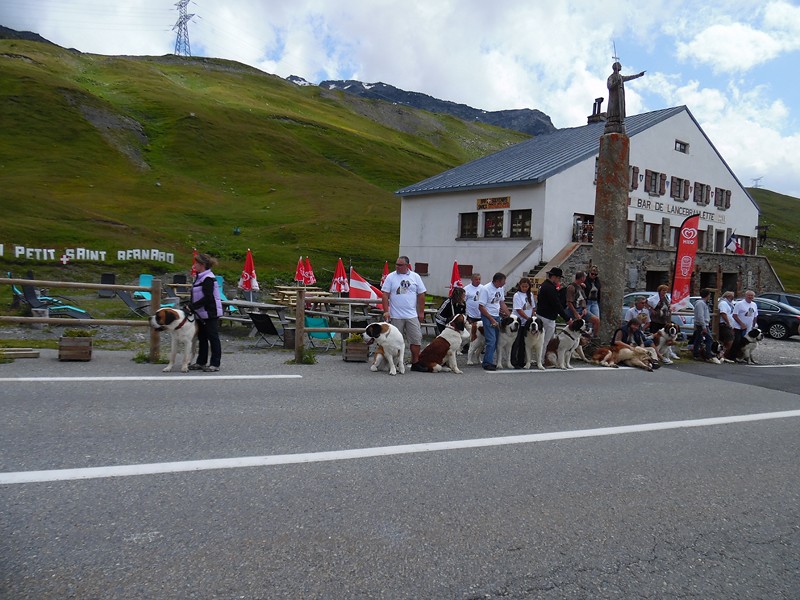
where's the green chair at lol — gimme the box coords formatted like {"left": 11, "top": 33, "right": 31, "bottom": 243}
{"left": 304, "top": 315, "right": 337, "bottom": 351}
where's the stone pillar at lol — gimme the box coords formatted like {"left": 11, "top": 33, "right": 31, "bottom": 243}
{"left": 593, "top": 133, "right": 630, "bottom": 342}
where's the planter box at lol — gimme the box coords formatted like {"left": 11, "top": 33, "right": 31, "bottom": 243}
{"left": 58, "top": 337, "right": 93, "bottom": 361}
{"left": 342, "top": 341, "right": 370, "bottom": 362}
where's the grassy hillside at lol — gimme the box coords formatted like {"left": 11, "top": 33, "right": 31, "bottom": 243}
{"left": 0, "top": 40, "right": 526, "bottom": 287}
{"left": 749, "top": 188, "right": 800, "bottom": 292}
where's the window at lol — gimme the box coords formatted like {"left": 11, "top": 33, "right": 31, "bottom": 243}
{"left": 714, "top": 187, "right": 731, "bottom": 210}
{"left": 644, "top": 222, "right": 661, "bottom": 245}
{"left": 483, "top": 211, "right": 504, "bottom": 238}
{"left": 459, "top": 212, "right": 478, "bottom": 238}
{"left": 414, "top": 262, "right": 429, "bottom": 275}
{"left": 509, "top": 209, "right": 531, "bottom": 238}
{"left": 675, "top": 140, "right": 689, "bottom": 153}
{"left": 629, "top": 165, "right": 640, "bottom": 191}
{"left": 694, "top": 183, "right": 711, "bottom": 206}
{"left": 670, "top": 177, "right": 690, "bottom": 201}
{"left": 644, "top": 169, "right": 666, "bottom": 196}
{"left": 668, "top": 226, "right": 680, "bottom": 248}
{"left": 458, "top": 264, "right": 473, "bottom": 277}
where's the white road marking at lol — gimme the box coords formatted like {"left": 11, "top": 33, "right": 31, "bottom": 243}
{"left": 746, "top": 363, "right": 800, "bottom": 368}
{"left": 3, "top": 409, "right": 799, "bottom": 485}
{"left": 0, "top": 375, "right": 302, "bottom": 382}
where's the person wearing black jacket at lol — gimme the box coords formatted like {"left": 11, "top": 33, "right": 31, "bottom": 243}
{"left": 537, "top": 267, "right": 570, "bottom": 350}
{"left": 434, "top": 287, "right": 466, "bottom": 334}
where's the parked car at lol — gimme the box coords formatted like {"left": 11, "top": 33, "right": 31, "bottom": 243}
{"left": 620, "top": 291, "right": 694, "bottom": 336}
{"left": 750, "top": 298, "right": 800, "bottom": 339}
{"left": 757, "top": 292, "right": 800, "bottom": 309}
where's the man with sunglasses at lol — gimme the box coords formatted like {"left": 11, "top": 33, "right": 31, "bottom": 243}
{"left": 381, "top": 256, "right": 427, "bottom": 364}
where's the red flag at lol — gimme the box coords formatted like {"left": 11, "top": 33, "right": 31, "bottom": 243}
{"left": 380, "top": 261, "right": 390, "bottom": 287}
{"left": 349, "top": 267, "right": 382, "bottom": 304}
{"left": 330, "top": 258, "right": 350, "bottom": 293}
{"left": 238, "top": 249, "right": 259, "bottom": 292}
{"left": 304, "top": 257, "right": 316, "bottom": 285}
{"left": 449, "top": 260, "right": 464, "bottom": 294}
{"left": 190, "top": 248, "right": 198, "bottom": 278}
{"left": 735, "top": 238, "right": 745, "bottom": 255}
{"left": 670, "top": 214, "right": 700, "bottom": 312}
{"left": 294, "top": 256, "right": 305, "bottom": 284}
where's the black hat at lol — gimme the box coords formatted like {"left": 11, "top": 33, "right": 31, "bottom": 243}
{"left": 547, "top": 267, "right": 563, "bottom": 277}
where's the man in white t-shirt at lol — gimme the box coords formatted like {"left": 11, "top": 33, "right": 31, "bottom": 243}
{"left": 625, "top": 296, "right": 651, "bottom": 329}
{"left": 381, "top": 256, "right": 427, "bottom": 364}
{"left": 727, "top": 289, "right": 758, "bottom": 362}
{"left": 463, "top": 273, "right": 483, "bottom": 323}
{"left": 717, "top": 291, "right": 735, "bottom": 362}
{"left": 478, "top": 272, "right": 509, "bottom": 371}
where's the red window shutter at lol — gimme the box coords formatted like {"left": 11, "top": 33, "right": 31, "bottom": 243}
{"left": 683, "top": 181, "right": 691, "bottom": 201}
{"left": 631, "top": 166, "right": 639, "bottom": 190}
{"left": 659, "top": 173, "right": 667, "bottom": 196}
{"left": 670, "top": 176, "right": 678, "bottom": 198}
{"left": 644, "top": 169, "right": 653, "bottom": 193}
{"left": 725, "top": 190, "right": 731, "bottom": 209}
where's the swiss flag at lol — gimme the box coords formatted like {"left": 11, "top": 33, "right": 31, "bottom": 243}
{"left": 349, "top": 267, "right": 382, "bottom": 304}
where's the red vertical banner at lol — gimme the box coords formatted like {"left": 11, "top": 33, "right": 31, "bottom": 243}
{"left": 670, "top": 214, "right": 701, "bottom": 311}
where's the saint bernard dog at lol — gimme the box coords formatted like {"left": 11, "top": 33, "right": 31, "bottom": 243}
{"left": 544, "top": 318, "right": 587, "bottom": 370}
{"left": 363, "top": 321, "right": 405, "bottom": 375}
{"left": 591, "top": 342, "right": 661, "bottom": 371}
{"left": 652, "top": 324, "right": 679, "bottom": 364}
{"left": 521, "top": 316, "right": 546, "bottom": 370}
{"left": 149, "top": 307, "right": 198, "bottom": 372}
{"left": 411, "top": 314, "right": 469, "bottom": 373}
{"left": 495, "top": 315, "right": 521, "bottom": 370}
{"left": 466, "top": 323, "right": 485, "bottom": 366}
{"left": 738, "top": 327, "right": 763, "bottom": 364}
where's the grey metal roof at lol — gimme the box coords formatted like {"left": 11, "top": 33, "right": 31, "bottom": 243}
{"left": 396, "top": 106, "right": 687, "bottom": 196}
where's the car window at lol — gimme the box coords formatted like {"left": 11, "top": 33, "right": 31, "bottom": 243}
{"left": 759, "top": 293, "right": 777, "bottom": 301}
{"left": 754, "top": 299, "right": 777, "bottom": 313}
{"left": 785, "top": 296, "right": 800, "bottom": 308}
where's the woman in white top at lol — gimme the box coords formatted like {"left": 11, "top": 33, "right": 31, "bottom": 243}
{"left": 512, "top": 277, "right": 536, "bottom": 325}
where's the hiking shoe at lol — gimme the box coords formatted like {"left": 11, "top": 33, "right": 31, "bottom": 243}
{"left": 482, "top": 364, "right": 497, "bottom": 371}
{"left": 188, "top": 364, "right": 204, "bottom": 371}
{"left": 708, "top": 357, "right": 721, "bottom": 365}
{"left": 722, "top": 358, "right": 735, "bottom": 364}
{"left": 202, "top": 365, "right": 220, "bottom": 372}
{"left": 662, "top": 357, "right": 673, "bottom": 365}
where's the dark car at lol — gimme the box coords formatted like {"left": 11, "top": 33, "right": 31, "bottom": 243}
{"left": 757, "top": 292, "right": 800, "bottom": 309}
{"left": 751, "top": 298, "right": 800, "bottom": 339}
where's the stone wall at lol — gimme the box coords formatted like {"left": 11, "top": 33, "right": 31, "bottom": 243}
{"left": 558, "top": 243, "right": 781, "bottom": 295}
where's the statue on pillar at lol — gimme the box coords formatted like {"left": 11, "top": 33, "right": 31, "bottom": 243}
{"left": 604, "top": 61, "right": 645, "bottom": 134}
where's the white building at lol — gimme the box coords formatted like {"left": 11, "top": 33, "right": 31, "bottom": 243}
{"left": 396, "top": 105, "right": 764, "bottom": 296}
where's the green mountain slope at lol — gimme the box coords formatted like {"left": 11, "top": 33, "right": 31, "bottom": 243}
{"left": 750, "top": 188, "right": 800, "bottom": 291}
{"left": 0, "top": 40, "right": 526, "bottom": 284}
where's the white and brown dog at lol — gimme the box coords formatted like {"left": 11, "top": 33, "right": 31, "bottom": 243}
{"left": 363, "top": 321, "right": 405, "bottom": 375}
{"left": 738, "top": 327, "right": 763, "bottom": 364}
{"left": 545, "top": 318, "right": 587, "bottom": 370}
{"left": 652, "top": 324, "right": 679, "bottom": 363}
{"left": 592, "top": 342, "right": 660, "bottom": 371}
{"left": 521, "top": 316, "right": 546, "bottom": 370}
{"left": 411, "top": 314, "right": 469, "bottom": 373}
{"left": 149, "top": 307, "right": 198, "bottom": 372}
{"left": 466, "top": 323, "right": 486, "bottom": 366}
{"left": 495, "top": 315, "right": 521, "bottom": 370}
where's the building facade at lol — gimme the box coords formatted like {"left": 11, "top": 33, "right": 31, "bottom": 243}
{"left": 396, "top": 105, "right": 778, "bottom": 296}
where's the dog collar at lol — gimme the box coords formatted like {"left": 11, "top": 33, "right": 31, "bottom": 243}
{"left": 175, "top": 316, "right": 189, "bottom": 330}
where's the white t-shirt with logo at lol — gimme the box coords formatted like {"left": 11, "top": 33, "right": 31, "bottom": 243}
{"left": 512, "top": 291, "right": 535, "bottom": 324}
{"left": 478, "top": 282, "right": 505, "bottom": 318}
{"left": 382, "top": 270, "right": 426, "bottom": 319}
{"left": 732, "top": 299, "right": 758, "bottom": 331}
{"left": 464, "top": 283, "right": 483, "bottom": 319}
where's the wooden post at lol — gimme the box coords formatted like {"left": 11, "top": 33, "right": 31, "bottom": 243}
{"left": 295, "top": 288, "right": 305, "bottom": 363}
{"left": 149, "top": 279, "right": 161, "bottom": 363}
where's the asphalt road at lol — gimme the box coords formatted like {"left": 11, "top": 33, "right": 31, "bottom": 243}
{"left": 2, "top": 348, "right": 799, "bottom": 599}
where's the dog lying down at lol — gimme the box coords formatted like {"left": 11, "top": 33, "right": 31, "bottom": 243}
{"left": 591, "top": 341, "right": 661, "bottom": 371}
{"left": 411, "top": 314, "right": 469, "bottom": 373}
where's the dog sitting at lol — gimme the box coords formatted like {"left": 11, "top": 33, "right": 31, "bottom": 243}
{"left": 411, "top": 314, "right": 469, "bottom": 373}
{"left": 695, "top": 337, "right": 725, "bottom": 364}
{"left": 466, "top": 323, "right": 485, "bottom": 365}
{"left": 364, "top": 322, "right": 405, "bottom": 375}
{"left": 495, "top": 315, "right": 521, "bottom": 370}
{"left": 149, "top": 307, "right": 198, "bottom": 372}
{"left": 545, "top": 318, "right": 587, "bottom": 370}
{"left": 652, "top": 324, "right": 679, "bottom": 364}
{"left": 592, "top": 342, "right": 660, "bottom": 371}
{"left": 520, "top": 316, "right": 546, "bottom": 370}
{"left": 738, "top": 327, "right": 763, "bottom": 364}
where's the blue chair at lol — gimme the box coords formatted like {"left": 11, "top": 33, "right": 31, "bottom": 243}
{"left": 216, "top": 275, "right": 238, "bottom": 314}
{"left": 133, "top": 274, "right": 154, "bottom": 300}
{"left": 304, "top": 315, "right": 337, "bottom": 351}
{"left": 22, "top": 284, "right": 92, "bottom": 319}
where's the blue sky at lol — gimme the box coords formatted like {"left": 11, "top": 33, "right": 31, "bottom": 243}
{"left": 2, "top": 0, "right": 800, "bottom": 198}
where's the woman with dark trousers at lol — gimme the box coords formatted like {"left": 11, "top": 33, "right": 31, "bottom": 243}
{"left": 188, "top": 253, "right": 223, "bottom": 372}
